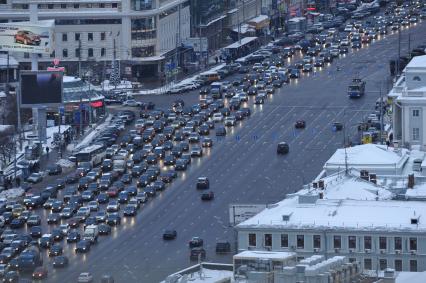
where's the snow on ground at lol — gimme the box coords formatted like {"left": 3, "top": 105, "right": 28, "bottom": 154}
{"left": 98, "top": 80, "right": 133, "bottom": 91}
{"left": 161, "top": 268, "right": 232, "bottom": 283}
{"left": 68, "top": 114, "right": 113, "bottom": 152}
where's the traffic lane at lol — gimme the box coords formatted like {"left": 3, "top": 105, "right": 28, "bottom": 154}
{"left": 47, "top": 19, "right": 426, "bottom": 282}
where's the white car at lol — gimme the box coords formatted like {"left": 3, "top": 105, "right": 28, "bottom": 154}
{"left": 224, "top": 116, "right": 236, "bottom": 127}
{"left": 27, "top": 173, "right": 43, "bottom": 184}
{"left": 122, "top": 99, "right": 141, "bottom": 107}
{"left": 107, "top": 201, "right": 120, "bottom": 212}
{"left": 190, "top": 146, "right": 203, "bottom": 157}
{"left": 236, "top": 92, "right": 248, "bottom": 102}
{"left": 212, "top": 113, "right": 224, "bottom": 123}
{"left": 78, "top": 272, "right": 93, "bottom": 283}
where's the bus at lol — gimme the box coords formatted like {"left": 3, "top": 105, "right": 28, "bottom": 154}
{"left": 75, "top": 144, "right": 106, "bottom": 167}
{"left": 198, "top": 71, "right": 220, "bottom": 82}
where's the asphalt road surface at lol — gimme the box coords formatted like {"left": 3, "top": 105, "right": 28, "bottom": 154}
{"left": 44, "top": 22, "right": 426, "bottom": 283}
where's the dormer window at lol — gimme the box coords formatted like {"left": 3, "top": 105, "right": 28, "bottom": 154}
{"left": 413, "top": 76, "right": 421, "bottom": 81}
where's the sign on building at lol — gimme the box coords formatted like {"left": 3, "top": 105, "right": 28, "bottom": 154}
{"left": 20, "top": 71, "right": 63, "bottom": 108}
{"left": 182, "top": 37, "right": 208, "bottom": 53}
{"left": 229, "top": 204, "right": 267, "bottom": 226}
{"left": 0, "top": 20, "right": 55, "bottom": 54}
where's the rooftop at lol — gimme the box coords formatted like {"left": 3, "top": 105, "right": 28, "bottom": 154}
{"left": 396, "top": 271, "right": 426, "bottom": 283}
{"left": 234, "top": 250, "right": 296, "bottom": 260}
{"left": 237, "top": 197, "right": 426, "bottom": 232}
{"left": 323, "top": 144, "right": 409, "bottom": 171}
{"left": 405, "top": 55, "right": 426, "bottom": 69}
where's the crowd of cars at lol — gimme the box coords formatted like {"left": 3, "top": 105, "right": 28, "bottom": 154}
{"left": 0, "top": 1, "right": 422, "bottom": 282}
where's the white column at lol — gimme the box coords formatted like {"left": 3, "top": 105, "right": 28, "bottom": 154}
{"left": 29, "top": 2, "right": 38, "bottom": 71}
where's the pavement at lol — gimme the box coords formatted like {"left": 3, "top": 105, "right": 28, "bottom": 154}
{"left": 32, "top": 20, "right": 426, "bottom": 283}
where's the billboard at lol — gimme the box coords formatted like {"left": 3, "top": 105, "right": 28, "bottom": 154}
{"left": 20, "top": 71, "right": 63, "bottom": 108}
{"left": 0, "top": 20, "right": 54, "bottom": 54}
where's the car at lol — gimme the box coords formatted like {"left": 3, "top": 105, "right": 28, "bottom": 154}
{"left": 212, "top": 113, "right": 224, "bottom": 123}
{"left": 196, "top": 177, "right": 209, "bottom": 190}
{"left": 163, "top": 230, "right": 177, "bottom": 240}
{"left": 122, "top": 99, "right": 141, "bottom": 107}
{"left": 15, "top": 30, "right": 41, "bottom": 45}
{"left": 201, "top": 191, "right": 214, "bottom": 201}
{"left": 40, "top": 234, "right": 53, "bottom": 248}
{"left": 224, "top": 116, "right": 236, "bottom": 127}
{"left": 277, "top": 142, "right": 289, "bottom": 154}
{"left": 66, "top": 230, "right": 81, "bottom": 243}
{"left": 201, "top": 137, "right": 213, "bottom": 148}
{"left": 302, "top": 63, "right": 313, "bottom": 72}
{"left": 30, "top": 226, "right": 42, "bottom": 238}
{"left": 47, "top": 164, "right": 62, "bottom": 175}
{"left": 26, "top": 173, "right": 43, "bottom": 184}
{"left": 190, "top": 146, "right": 203, "bottom": 157}
{"left": 3, "top": 271, "right": 19, "bottom": 283}
{"left": 190, "top": 247, "right": 206, "bottom": 261}
{"left": 53, "top": 256, "right": 69, "bottom": 268}
{"left": 254, "top": 95, "right": 264, "bottom": 104}
{"left": 32, "top": 266, "right": 48, "bottom": 279}
{"left": 26, "top": 215, "right": 41, "bottom": 226}
{"left": 48, "top": 244, "right": 63, "bottom": 257}
{"left": 295, "top": 120, "right": 306, "bottom": 129}
{"left": 123, "top": 205, "right": 137, "bottom": 217}
{"left": 75, "top": 239, "right": 91, "bottom": 253}
{"left": 332, "top": 122, "right": 343, "bottom": 131}
{"left": 106, "top": 213, "right": 121, "bottom": 226}
{"left": 215, "top": 126, "right": 226, "bottom": 136}
{"left": 78, "top": 272, "right": 94, "bottom": 283}
{"left": 98, "top": 223, "right": 112, "bottom": 236}
{"left": 107, "top": 201, "right": 120, "bottom": 212}
{"left": 189, "top": 236, "right": 203, "bottom": 248}
{"left": 10, "top": 218, "right": 25, "bottom": 229}
{"left": 215, "top": 241, "right": 231, "bottom": 253}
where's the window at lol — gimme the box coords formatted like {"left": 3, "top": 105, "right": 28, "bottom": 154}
{"left": 248, "top": 234, "right": 256, "bottom": 247}
{"left": 75, "top": 33, "right": 80, "bottom": 41}
{"left": 74, "top": 3, "right": 79, "bottom": 8}
{"left": 379, "top": 237, "right": 387, "bottom": 250}
{"left": 394, "top": 237, "right": 402, "bottom": 250}
{"left": 112, "top": 3, "right": 118, "bottom": 8}
{"left": 364, "top": 258, "right": 372, "bottom": 270}
{"left": 88, "top": 48, "right": 93, "bottom": 57}
{"left": 62, "top": 49, "right": 68, "bottom": 58}
{"left": 349, "top": 258, "right": 356, "bottom": 263}
{"left": 62, "top": 33, "right": 67, "bottom": 42}
{"left": 313, "top": 235, "right": 321, "bottom": 249}
{"left": 88, "top": 33, "right": 93, "bottom": 41}
{"left": 61, "top": 4, "right": 66, "bottom": 8}
{"left": 280, "top": 234, "right": 288, "bottom": 248}
{"left": 379, "top": 259, "right": 387, "bottom": 270}
{"left": 364, "top": 236, "right": 372, "bottom": 250}
{"left": 264, "top": 234, "right": 272, "bottom": 247}
{"left": 48, "top": 4, "right": 53, "bottom": 9}
{"left": 410, "top": 238, "right": 417, "bottom": 251}
{"left": 395, "top": 260, "right": 402, "bottom": 271}
{"left": 413, "top": 109, "right": 420, "bottom": 117}
{"left": 413, "top": 76, "right": 421, "bottom": 81}
{"left": 100, "top": 3, "right": 105, "bottom": 8}
{"left": 101, "top": 32, "right": 106, "bottom": 41}
{"left": 333, "top": 235, "right": 341, "bottom": 249}
{"left": 101, "top": 48, "right": 106, "bottom": 57}
{"left": 349, "top": 236, "right": 356, "bottom": 249}
{"left": 297, "top": 235, "right": 304, "bottom": 249}
{"left": 75, "top": 48, "right": 80, "bottom": 58}
{"left": 412, "top": 128, "right": 420, "bottom": 141}
{"left": 24, "top": 52, "right": 29, "bottom": 58}
{"left": 38, "top": 54, "right": 42, "bottom": 58}
{"left": 87, "top": 3, "right": 92, "bottom": 8}
{"left": 410, "top": 260, "right": 417, "bottom": 272}
{"left": 50, "top": 51, "right": 55, "bottom": 58}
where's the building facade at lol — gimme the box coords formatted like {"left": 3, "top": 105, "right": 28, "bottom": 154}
{"left": 0, "top": 0, "right": 190, "bottom": 79}
{"left": 236, "top": 197, "right": 426, "bottom": 273}
{"left": 389, "top": 55, "right": 426, "bottom": 150}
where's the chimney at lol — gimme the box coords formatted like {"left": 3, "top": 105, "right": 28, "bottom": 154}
{"left": 408, "top": 174, "right": 415, "bottom": 189}
{"left": 318, "top": 180, "right": 324, "bottom": 189}
{"left": 312, "top": 182, "right": 318, "bottom": 188}
{"left": 369, "top": 173, "right": 377, "bottom": 184}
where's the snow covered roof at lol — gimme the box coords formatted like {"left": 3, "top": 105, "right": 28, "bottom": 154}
{"left": 296, "top": 172, "right": 393, "bottom": 201}
{"left": 63, "top": 76, "right": 80, "bottom": 83}
{"left": 234, "top": 250, "right": 296, "bottom": 260}
{"left": 324, "top": 144, "right": 409, "bottom": 170}
{"left": 405, "top": 55, "right": 426, "bottom": 70}
{"left": 237, "top": 197, "right": 426, "bottom": 232}
{"left": 396, "top": 271, "right": 426, "bottom": 283}
{"left": 225, "top": 37, "right": 258, "bottom": 49}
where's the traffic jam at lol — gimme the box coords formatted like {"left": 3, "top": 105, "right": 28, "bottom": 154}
{"left": 0, "top": 1, "right": 423, "bottom": 281}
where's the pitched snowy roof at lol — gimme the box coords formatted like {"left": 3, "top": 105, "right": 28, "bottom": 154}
{"left": 324, "top": 144, "right": 409, "bottom": 169}
{"left": 405, "top": 55, "right": 426, "bottom": 69}
{"left": 237, "top": 197, "right": 426, "bottom": 232}
{"left": 296, "top": 172, "right": 393, "bottom": 201}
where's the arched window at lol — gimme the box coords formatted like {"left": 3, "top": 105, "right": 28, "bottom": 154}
{"left": 413, "top": 76, "right": 421, "bottom": 81}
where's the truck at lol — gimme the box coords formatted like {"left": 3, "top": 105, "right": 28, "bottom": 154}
{"left": 112, "top": 155, "right": 126, "bottom": 174}
{"left": 347, "top": 78, "right": 366, "bottom": 98}
{"left": 210, "top": 82, "right": 223, "bottom": 99}
{"left": 83, "top": 224, "right": 99, "bottom": 244}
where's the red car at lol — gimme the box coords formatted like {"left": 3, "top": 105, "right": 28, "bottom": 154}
{"left": 15, "top": 30, "right": 41, "bottom": 46}
{"left": 32, "top": 266, "right": 48, "bottom": 279}
{"left": 107, "top": 188, "right": 119, "bottom": 198}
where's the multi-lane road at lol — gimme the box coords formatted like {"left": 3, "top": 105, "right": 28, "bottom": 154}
{"left": 44, "top": 21, "right": 426, "bottom": 283}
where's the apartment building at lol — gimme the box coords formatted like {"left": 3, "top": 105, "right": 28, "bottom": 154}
{"left": 236, "top": 195, "right": 426, "bottom": 272}
{"left": 0, "top": 0, "right": 190, "bottom": 79}
{"left": 389, "top": 55, "right": 426, "bottom": 150}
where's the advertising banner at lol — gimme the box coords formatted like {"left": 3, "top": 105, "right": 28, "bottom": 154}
{"left": 20, "top": 71, "right": 63, "bottom": 108}
{"left": 0, "top": 20, "right": 54, "bottom": 54}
